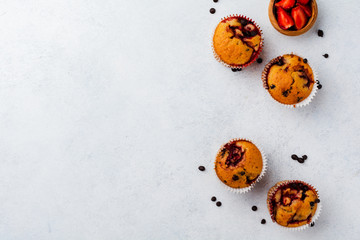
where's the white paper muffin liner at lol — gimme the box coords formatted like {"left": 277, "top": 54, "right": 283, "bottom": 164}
{"left": 212, "top": 14, "right": 264, "bottom": 70}
{"left": 261, "top": 54, "right": 318, "bottom": 108}
{"left": 214, "top": 138, "right": 267, "bottom": 194}
{"left": 267, "top": 180, "right": 322, "bottom": 231}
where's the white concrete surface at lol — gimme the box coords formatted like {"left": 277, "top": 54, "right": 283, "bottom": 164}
{"left": 0, "top": 0, "right": 359, "bottom": 239}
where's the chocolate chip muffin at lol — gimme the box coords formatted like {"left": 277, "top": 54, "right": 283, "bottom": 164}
{"left": 213, "top": 15, "right": 263, "bottom": 68}
{"left": 262, "top": 54, "right": 315, "bottom": 105}
{"left": 267, "top": 180, "right": 320, "bottom": 228}
{"left": 215, "top": 139, "right": 264, "bottom": 190}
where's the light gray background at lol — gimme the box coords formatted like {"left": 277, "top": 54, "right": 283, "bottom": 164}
{"left": 0, "top": 0, "right": 359, "bottom": 239}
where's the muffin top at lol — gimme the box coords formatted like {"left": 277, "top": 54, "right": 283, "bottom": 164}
{"left": 265, "top": 54, "right": 315, "bottom": 105}
{"left": 268, "top": 181, "right": 319, "bottom": 228}
{"left": 213, "top": 16, "right": 262, "bottom": 66}
{"left": 215, "top": 140, "right": 263, "bottom": 188}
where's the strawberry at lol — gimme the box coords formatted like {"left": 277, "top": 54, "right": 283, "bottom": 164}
{"left": 297, "top": 0, "right": 310, "bottom": 4}
{"left": 275, "top": 0, "right": 295, "bottom": 10}
{"left": 297, "top": 3, "right": 312, "bottom": 17}
{"left": 276, "top": 7, "right": 294, "bottom": 30}
{"left": 291, "top": 6, "right": 308, "bottom": 30}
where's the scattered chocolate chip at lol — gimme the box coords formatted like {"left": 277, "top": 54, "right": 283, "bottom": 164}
{"left": 211, "top": 196, "right": 217, "bottom": 202}
{"left": 198, "top": 166, "right": 205, "bottom": 171}
{"left": 261, "top": 219, "right": 266, "bottom": 224}
{"left": 303, "top": 185, "right": 308, "bottom": 191}
{"left": 298, "top": 183, "right": 303, "bottom": 188}
{"left": 252, "top": 206, "right": 258, "bottom": 211}
{"left": 223, "top": 180, "right": 227, "bottom": 183}
{"left": 232, "top": 175, "right": 239, "bottom": 181}
{"left": 303, "top": 58, "right": 308, "bottom": 63}
{"left": 310, "top": 222, "right": 315, "bottom": 227}
{"left": 315, "top": 199, "right": 320, "bottom": 203}
{"left": 298, "top": 158, "right": 305, "bottom": 164}
{"left": 317, "top": 29, "right": 324, "bottom": 37}
{"left": 231, "top": 68, "right": 237, "bottom": 72}
{"left": 323, "top": 54, "right": 329, "bottom": 58}
{"left": 257, "top": 58, "right": 263, "bottom": 64}
{"left": 310, "top": 201, "right": 315, "bottom": 207}
{"left": 216, "top": 201, "right": 222, "bottom": 207}
{"left": 291, "top": 154, "right": 299, "bottom": 160}
{"left": 210, "top": 8, "right": 216, "bottom": 14}
{"left": 302, "top": 155, "right": 308, "bottom": 160}
{"left": 213, "top": 0, "right": 218, "bottom": 2}
{"left": 240, "top": 171, "right": 245, "bottom": 176}
{"left": 270, "top": 84, "right": 276, "bottom": 89}
{"left": 317, "top": 84, "right": 322, "bottom": 89}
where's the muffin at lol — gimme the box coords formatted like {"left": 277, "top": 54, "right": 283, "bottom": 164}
{"left": 267, "top": 180, "right": 321, "bottom": 228}
{"left": 215, "top": 139, "right": 265, "bottom": 192}
{"left": 212, "top": 15, "right": 263, "bottom": 69}
{"left": 262, "top": 54, "right": 316, "bottom": 106}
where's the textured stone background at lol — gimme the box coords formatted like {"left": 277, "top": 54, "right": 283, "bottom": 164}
{"left": 0, "top": 0, "right": 359, "bottom": 239}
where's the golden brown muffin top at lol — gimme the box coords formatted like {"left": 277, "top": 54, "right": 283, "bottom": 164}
{"left": 268, "top": 181, "right": 320, "bottom": 228}
{"left": 215, "top": 140, "right": 263, "bottom": 189}
{"left": 266, "top": 54, "right": 315, "bottom": 105}
{"left": 213, "top": 17, "right": 262, "bottom": 66}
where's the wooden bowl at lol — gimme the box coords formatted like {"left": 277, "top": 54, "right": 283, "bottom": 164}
{"left": 268, "top": 0, "right": 318, "bottom": 36}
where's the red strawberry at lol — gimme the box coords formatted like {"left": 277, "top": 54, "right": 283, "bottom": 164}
{"left": 276, "top": 7, "right": 294, "bottom": 30}
{"left": 297, "top": 3, "right": 312, "bottom": 17}
{"left": 297, "top": 0, "right": 310, "bottom": 4}
{"left": 291, "top": 6, "right": 308, "bottom": 30}
{"left": 275, "top": 0, "right": 295, "bottom": 10}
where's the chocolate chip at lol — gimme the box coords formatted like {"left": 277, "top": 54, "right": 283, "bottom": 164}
{"left": 302, "top": 155, "right": 308, "bottom": 160}
{"left": 323, "top": 54, "right": 329, "bottom": 58}
{"left": 210, "top": 8, "right": 216, "bottom": 14}
{"left": 303, "top": 185, "right": 308, "bottom": 191}
{"left": 310, "top": 201, "right": 315, "bottom": 207}
{"left": 315, "top": 199, "right": 320, "bottom": 203}
{"left": 198, "top": 166, "right": 205, "bottom": 171}
{"left": 301, "top": 192, "right": 306, "bottom": 200}
{"left": 223, "top": 180, "right": 227, "bottom": 183}
{"left": 303, "top": 58, "right": 308, "bottom": 63}
{"left": 298, "top": 158, "right": 305, "bottom": 164}
{"left": 231, "top": 68, "right": 237, "bottom": 72}
{"left": 240, "top": 171, "right": 245, "bottom": 176}
{"left": 257, "top": 58, "right": 263, "bottom": 64}
{"left": 213, "top": 0, "right": 218, "bottom": 2}
{"left": 276, "top": 58, "right": 284, "bottom": 66}
{"left": 261, "top": 219, "right": 266, "bottom": 224}
{"left": 270, "top": 84, "right": 276, "bottom": 89}
{"left": 250, "top": 31, "right": 257, "bottom": 37}
{"left": 291, "top": 154, "right": 299, "bottom": 160}
{"left": 252, "top": 206, "right": 258, "bottom": 211}
{"left": 232, "top": 175, "right": 239, "bottom": 181}
{"left": 211, "top": 196, "right": 217, "bottom": 202}
{"left": 317, "top": 29, "right": 324, "bottom": 37}
{"left": 310, "top": 222, "right": 315, "bottom": 227}
{"left": 240, "top": 19, "right": 249, "bottom": 26}
{"left": 317, "top": 84, "right": 322, "bottom": 89}
{"left": 216, "top": 201, "right": 222, "bottom": 207}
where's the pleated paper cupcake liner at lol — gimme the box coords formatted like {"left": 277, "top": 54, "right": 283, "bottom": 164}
{"left": 261, "top": 54, "right": 318, "bottom": 108}
{"left": 266, "top": 180, "right": 322, "bottom": 231}
{"left": 214, "top": 138, "right": 267, "bottom": 194}
{"left": 212, "top": 14, "right": 264, "bottom": 70}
